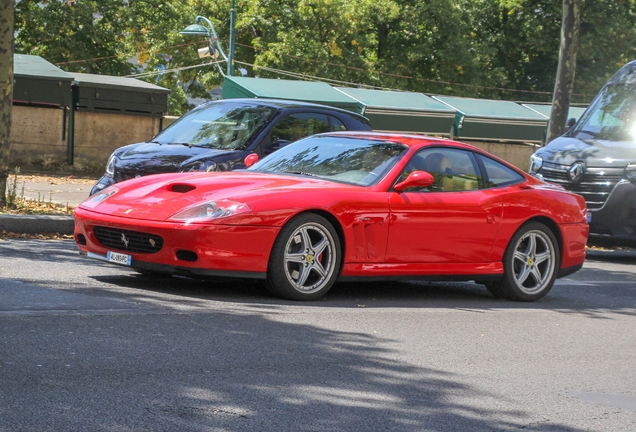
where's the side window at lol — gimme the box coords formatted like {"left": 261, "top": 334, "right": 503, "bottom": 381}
{"left": 330, "top": 116, "right": 347, "bottom": 131}
{"left": 479, "top": 156, "right": 524, "bottom": 188}
{"left": 397, "top": 148, "right": 482, "bottom": 192}
{"left": 270, "top": 113, "right": 330, "bottom": 146}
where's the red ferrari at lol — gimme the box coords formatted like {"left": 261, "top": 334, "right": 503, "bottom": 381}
{"left": 74, "top": 132, "right": 588, "bottom": 301}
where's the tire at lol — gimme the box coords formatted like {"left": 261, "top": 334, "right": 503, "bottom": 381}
{"left": 487, "top": 222, "right": 560, "bottom": 302}
{"left": 265, "top": 213, "right": 341, "bottom": 301}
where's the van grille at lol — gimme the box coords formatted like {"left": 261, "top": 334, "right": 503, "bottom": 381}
{"left": 93, "top": 226, "right": 164, "bottom": 254}
{"left": 540, "top": 165, "right": 624, "bottom": 209}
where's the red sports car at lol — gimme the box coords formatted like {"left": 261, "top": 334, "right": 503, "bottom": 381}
{"left": 74, "top": 132, "right": 588, "bottom": 301}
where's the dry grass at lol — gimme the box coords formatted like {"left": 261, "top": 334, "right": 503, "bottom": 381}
{"left": 1, "top": 174, "right": 95, "bottom": 215}
{"left": 0, "top": 174, "right": 94, "bottom": 239}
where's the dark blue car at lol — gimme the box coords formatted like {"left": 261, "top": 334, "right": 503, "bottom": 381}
{"left": 91, "top": 98, "right": 371, "bottom": 195}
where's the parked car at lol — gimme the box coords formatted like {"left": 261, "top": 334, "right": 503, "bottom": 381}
{"left": 90, "top": 98, "right": 371, "bottom": 195}
{"left": 529, "top": 60, "right": 636, "bottom": 245}
{"left": 75, "top": 132, "right": 588, "bottom": 302}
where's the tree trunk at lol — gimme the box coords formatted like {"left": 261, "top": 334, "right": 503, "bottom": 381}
{"left": 0, "top": 0, "right": 13, "bottom": 206}
{"left": 546, "top": 0, "right": 580, "bottom": 143}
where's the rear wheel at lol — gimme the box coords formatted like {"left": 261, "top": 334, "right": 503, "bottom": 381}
{"left": 487, "top": 222, "right": 559, "bottom": 302}
{"left": 264, "top": 213, "right": 341, "bottom": 301}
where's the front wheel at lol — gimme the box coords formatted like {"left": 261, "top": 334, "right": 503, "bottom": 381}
{"left": 487, "top": 222, "right": 559, "bottom": 302}
{"left": 264, "top": 213, "right": 341, "bottom": 301}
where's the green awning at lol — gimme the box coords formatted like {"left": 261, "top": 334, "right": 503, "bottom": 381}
{"left": 521, "top": 103, "right": 588, "bottom": 122}
{"left": 14, "top": 54, "right": 74, "bottom": 106}
{"left": 336, "top": 87, "right": 456, "bottom": 135}
{"left": 69, "top": 72, "right": 170, "bottom": 116}
{"left": 222, "top": 76, "right": 364, "bottom": 113}
{"left": 433, "top": 95, "right": 549, "bottom": 143}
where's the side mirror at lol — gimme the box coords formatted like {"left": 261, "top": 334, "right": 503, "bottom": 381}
{"left": 244, "top": 153, "right": 259, "bottom": 168}
{"left": 565, "top": 117, "right": 577, "bottom": 131}
{"left": 394, "top": 171, "right": 434, "bottom": 192}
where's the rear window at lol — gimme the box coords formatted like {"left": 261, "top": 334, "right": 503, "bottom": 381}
{"left": 479, "top": 156, "right": 524, "bottom": 188}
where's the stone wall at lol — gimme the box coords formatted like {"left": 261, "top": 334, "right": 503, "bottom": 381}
{"left": 9, "top": 106, "right": 175, "bottom": 176}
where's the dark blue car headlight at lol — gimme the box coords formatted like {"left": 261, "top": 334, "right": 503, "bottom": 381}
{"left": 105, "top": 155, "right": 117, "bottom": 177}
{"left": 180, "top": 160, "right": 218, "bottom": 173}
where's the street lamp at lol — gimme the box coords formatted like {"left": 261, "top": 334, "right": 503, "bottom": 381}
{"left": 180, "top": 2, "right": 236, "bottom": 76}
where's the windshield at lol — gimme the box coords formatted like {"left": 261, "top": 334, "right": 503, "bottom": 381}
{"left": 570, "top": 84, "right": 636, "bottom": 141}
{"left": 248, "top": 135, "right": 407, "bottom": 186}
{"left": 153, "top": 101, "right": 277, "bottom": 150}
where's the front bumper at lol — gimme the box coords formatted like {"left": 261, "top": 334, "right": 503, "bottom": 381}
{"left": 74, "top": 208, "right": 279, "bottom": 277}
{"left": 587, "top": 180, "right": 636, "bottom": 245}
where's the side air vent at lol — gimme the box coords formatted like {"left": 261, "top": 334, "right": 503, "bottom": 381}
{"left": 170, "top": 184, "right": 196, "bottom": 193}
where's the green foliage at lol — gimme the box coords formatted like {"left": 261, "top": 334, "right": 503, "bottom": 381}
{"left": 13, "top": 0, "right": 636, "bottom": 116}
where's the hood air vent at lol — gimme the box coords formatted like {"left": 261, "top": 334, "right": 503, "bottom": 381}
{"left": 170, "top": 184, "right": 196, "bottom": 193}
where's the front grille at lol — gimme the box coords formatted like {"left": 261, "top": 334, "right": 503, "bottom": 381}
{"left": 541, "top": 166, "right": 624, "bottom": 209}
{"left": 114, "top": 166, "right": 179, "bottom": 183}
{"left": 93, "top": 226, "right": 164, "bottom": 254}
{"left": 114, "top": 170, "right": 144, "bottom": 182}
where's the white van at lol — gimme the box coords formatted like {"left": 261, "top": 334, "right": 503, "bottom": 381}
{"left": 529, "top": 60, "right": 636, "bottom": 245}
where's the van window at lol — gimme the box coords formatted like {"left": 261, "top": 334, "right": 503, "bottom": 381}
{"left": 570, "top": 84, "right": 636, "bottom": 141}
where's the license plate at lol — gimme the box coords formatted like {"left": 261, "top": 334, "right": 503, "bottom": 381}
{"left": 107, "top": 251, "right": 132, "bottom": 266}
{"left": 586, "top": 211, "right": 592, "bottom": 223}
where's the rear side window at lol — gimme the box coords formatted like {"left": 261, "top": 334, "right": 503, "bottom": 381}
{"left": 330, "top": 116, "right": 347, "bottom": 131}
{"left": 479, "top": 156, "right": 524, "bottom": 188}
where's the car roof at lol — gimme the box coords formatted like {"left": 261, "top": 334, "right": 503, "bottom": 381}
{"left": 203, "top": 97, "right": 368, "bottom": 118}
{"left": 316, "top": 131, "right": 483, "bottom": 151}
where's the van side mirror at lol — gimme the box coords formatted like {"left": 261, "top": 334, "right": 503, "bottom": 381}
{"left": 394, "top": 171, "right": 434, "bottom": 191}
{"left": 565, "top": 117, "right": 577, "bottom": 131}
{"left": 244, "top": 153, "right": 259, "bottom": 168}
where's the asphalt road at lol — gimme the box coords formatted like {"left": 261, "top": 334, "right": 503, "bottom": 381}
{"left": 1, "top": 239, "right": 635, "bottom": 431}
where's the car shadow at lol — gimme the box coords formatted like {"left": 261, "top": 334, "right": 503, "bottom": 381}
{"left": 87, "top": 266, "right": 636, "bottom": 318}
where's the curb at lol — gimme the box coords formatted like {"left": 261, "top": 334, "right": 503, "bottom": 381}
{"left": 0, "top": 214, "right": 74, "bottom": 235}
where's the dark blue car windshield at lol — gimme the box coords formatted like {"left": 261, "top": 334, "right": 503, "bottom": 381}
{"left": 153, "top": 102, "right": 277, "bottom": 150}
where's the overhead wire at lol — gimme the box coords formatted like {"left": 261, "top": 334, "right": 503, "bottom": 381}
{"left": 52, "top": 39, "right": 590, "bottom": 100}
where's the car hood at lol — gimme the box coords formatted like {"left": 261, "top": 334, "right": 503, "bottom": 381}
{"left": 536, "top": 136, "right": 636, "bottom": 168}
{"left": 82, "top": 171, "right": 360, "bottom": 221}
{"left": 114, "top": 142, "right": 241, "bottom": 173}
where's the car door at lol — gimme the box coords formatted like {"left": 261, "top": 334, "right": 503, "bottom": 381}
{"left": 386, "top": 147, "right": 503, "bottom": 263}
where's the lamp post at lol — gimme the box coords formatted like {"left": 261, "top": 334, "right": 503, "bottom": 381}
{"left": 180, "top": 1, "right": 236, "bottom": 76}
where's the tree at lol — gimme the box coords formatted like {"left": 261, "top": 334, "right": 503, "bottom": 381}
{"left": 0, "top": 0, "right": 13, "bottom": 206}
{"left": 547, "top": 0, "right": 580, "bottom": 143}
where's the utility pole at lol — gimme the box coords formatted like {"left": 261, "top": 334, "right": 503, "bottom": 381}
{"left": 547, "top": 0, "right": 580, "bottom": 143}
{"left": 0, "top": 0, "right": 14, "bottom": 205}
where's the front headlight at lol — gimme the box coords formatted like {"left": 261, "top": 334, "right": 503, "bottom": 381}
{"left": 105, "top": 155, "right": 117, "bottom": 177}
{"left": 80, "top": 186, "right": 119, "bottom": 209}
{"left": 180, "top": 160, "right": 218, "bottom": 173}
{"left": 625, "top": 163, "right": 636, "bottom": 183}
{"left": 529, "top": 154, "right": 543, "bottom": 173}
{"left": 168, "top": 200, "right": 251, "bottom": 223}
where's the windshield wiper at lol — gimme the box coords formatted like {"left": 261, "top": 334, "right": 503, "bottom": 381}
{"left": 574, "top": 129, "right": 601, "bottom": 139}
{"left": 282, "top": 171, "right": 321, "bottom": 177}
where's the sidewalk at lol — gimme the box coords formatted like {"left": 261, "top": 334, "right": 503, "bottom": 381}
{"left": 1, "top": 176, "right": 95, "bottom": 235}
{"left": 19, "top": 176, "right": 92, "bottom": 207}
